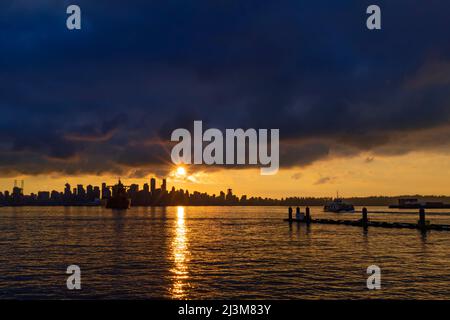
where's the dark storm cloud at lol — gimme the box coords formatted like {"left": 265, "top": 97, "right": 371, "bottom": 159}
{"left": 65, "top": 113, "right": 128, "bottom": 142}
{"left": 1, "top": 0, "right": 450, "bottom": 176}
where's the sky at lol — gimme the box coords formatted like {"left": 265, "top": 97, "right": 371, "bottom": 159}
{"left": 1, "top": 0, "right": 450, "bottom": 197}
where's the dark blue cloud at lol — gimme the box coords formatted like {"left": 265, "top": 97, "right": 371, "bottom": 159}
{"left": 1, "top": 0, "right": 450, "bottom": 175}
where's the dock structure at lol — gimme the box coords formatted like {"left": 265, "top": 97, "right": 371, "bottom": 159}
{"left": 284, "top": 207, "right": 450, "bottom": 232}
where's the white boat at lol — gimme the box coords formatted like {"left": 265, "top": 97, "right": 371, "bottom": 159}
{"left": 324, "top": 198, "right": 355, "bottom": 213}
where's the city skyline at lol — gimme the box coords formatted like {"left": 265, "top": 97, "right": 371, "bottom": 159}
{"left": 0, "top": 176, "right": 264, "bottom": 206}
{"left": 3, "top": 173, "right": 450, "bottom": 208}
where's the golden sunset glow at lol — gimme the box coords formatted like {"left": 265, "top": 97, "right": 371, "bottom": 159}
{"left": 176, "top": 166, "right": 187, "bottom": 177}
{"left": 2, "top": 151, "right": 450, "bottom": 198}
{"left": 170, "top": 206, "right": 189, "bottom": 298}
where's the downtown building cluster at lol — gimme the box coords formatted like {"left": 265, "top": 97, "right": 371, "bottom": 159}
{"left": 0, "top": 178, "right": 249, "bottom": 206}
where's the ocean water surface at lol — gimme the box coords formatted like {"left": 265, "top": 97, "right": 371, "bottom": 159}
{"left": 0, "top": 206, "right": 449, "bottom": 299}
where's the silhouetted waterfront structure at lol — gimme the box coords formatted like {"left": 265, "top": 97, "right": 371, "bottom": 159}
{"left": 285, "top": 207, "right": 450, "bottom": 231}
{"left": 305, "top": 207, "right": 311, "bottom": 224}
{"left": 362, "top": 207, "right": 368, "bottom": 229}
{"left": 106, "top": 180, "right": 131, "bottom": 209}
{"left": 390, "top": 198, "right": 450, "bottom": 209}
{"left": 419, "top": 207, "right": 427, "bottom": 229}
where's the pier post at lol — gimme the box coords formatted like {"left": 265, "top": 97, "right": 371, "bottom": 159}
{"left": 362, "top": 207, "right": 368, "bottom": 228}
{"left": 305, "top": 207, "right": 311, "bottom": 225}
{"left": 288, "top": 207, "right": 293, "bottom": 221}
{"left": 419, "top": 208, "right": 426, "bottom": 229}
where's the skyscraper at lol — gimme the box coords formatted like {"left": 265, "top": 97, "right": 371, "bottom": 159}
{"left": 150, "top": 178, "right": 156, "bottom": 193}
{"left": 64, "top": 183, "right": 71, "bottom": 196}
{"left": 93, "top": 186, "right": 101, "bottom": 199}
{"left": 77, "top": 184, "right": 85, "bottom": 197}
{"left": 101, "top": 182, "right": 111, "bottom": 199}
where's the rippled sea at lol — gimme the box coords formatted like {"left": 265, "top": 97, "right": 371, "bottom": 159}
{"left": 0, "top": 206, "right": 449, "bottom": 299}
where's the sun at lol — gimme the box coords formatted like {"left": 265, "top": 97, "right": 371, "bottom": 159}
{"left": 176, "top": 166, "right": 187, "bottom": 177}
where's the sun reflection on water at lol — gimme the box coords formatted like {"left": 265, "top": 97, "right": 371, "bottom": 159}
{"left": 170, "top": 206, "right": 190, "bottom": 298}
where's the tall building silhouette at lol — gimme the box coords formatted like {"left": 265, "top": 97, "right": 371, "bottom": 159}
{"left": 101, "top": 182, "right": 111, "bottom": 199}
{"left": 150, "top": 178, "right": 156, "bottom": 193}
{"left": 77, "top": 184, "right": 85, "bottom": 197}
{"left": 64, "top": 183, "right": 71, "bottom": 196}
{"left": 93, "top": 186, "right": 100, "bottom": 199}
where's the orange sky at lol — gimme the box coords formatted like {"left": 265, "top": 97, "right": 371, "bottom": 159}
{"left": 1, "top": 151, "right": 449, "bottom": 198}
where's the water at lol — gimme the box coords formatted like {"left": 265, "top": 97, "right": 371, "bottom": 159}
{"left": 0, "top": 206, "right": 449, "bottom": 299}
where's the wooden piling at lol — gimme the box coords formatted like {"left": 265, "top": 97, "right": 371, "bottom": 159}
{"left": 283, "top": 206, "right": 450, "bottom": 231}
{"left": 305, "top": 207, "right": 311, "bottom": 225}
{"left": 362, "top": 207, "right": 368, "bottom": 228}
{"left": 419, "top": 207, "right": 426, "bottom": 229}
